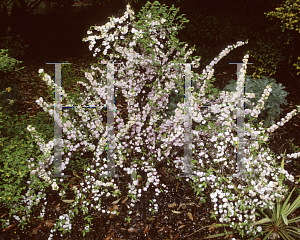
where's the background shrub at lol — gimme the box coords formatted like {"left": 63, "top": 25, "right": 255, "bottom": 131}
{"left": 0, "top": 110, "right": 54, "bottom": 211}
{"left": 0, "top": 27, "right": 29, "bottom": 61}
{"left": 0, "top": 48, "right": 27, "bottom": 116}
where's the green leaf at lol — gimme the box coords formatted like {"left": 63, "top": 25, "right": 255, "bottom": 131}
{"left": 203, "top": 231, "right": 236, "bottom": 239}
{"left": 282, "top": 214, "right": 288, "bottom": 225}
{"left": 251, "top": 217, "right": 271, "bottom": 226}
{"left": 288, "top": 215, "right": 300, "bottom": 225}
{"left": 286, "top": 191, "right": 300, "bottom": 216}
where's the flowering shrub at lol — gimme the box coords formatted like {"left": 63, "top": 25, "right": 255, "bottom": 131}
{"left": 2, "top": 1, "right": 300, "bottom": 239}
{"left": 0, "top": 49, "right": 25, "bottom": 75}
{"left": 0, "top": 27, "right": 29, "bottom": 61}
{"left": 248, "top": 151, "right": 300, "bottom": 240}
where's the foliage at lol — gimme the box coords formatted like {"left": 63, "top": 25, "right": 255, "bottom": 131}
{"left": 0, "top": 0, "right": 67, "bottom": 16}
{"left": 0, "top": 27, "right": 28, "bottom": 113}
{"left": 293, "top": 56, "right": 300, "bottom": 76}
{"left": 0, "top": 27, "right": 29, "bottom": 60}
{"left": 0, "top": 91, "right": 7, "bottom": 136}
{"left": 45, "top": 62, "right": 97, "bottom": 107}
{"left": 0, "top": 96, "right": 54, "bottom": 217}
{"left": 222, "top": 74, "right": 289, "bottom": 128}
{"left": 0, "top": 0, "right": 36, "bottom": 10}
{"left": 0, "top": 49, "right": 25, "bottom": 74}
{"left": 262, "top": 0, "right": 300, "bottom": 78}
{"left": 289, "top": 138, "right": 300, "bottom": 153}
{"left": 265, "top": 0, "right": 300, "bottom": 34}
{"left": 0, "top": 47, "right": 27, "bottom": 116}
{"left": 245, "top": 20, "right": 296, "bottom": 79}
{"left": 23, "top": 2, "right": 296, "bottom": 236}
{"left": 0, "top": 0, "right": 19, "bottom": 10}
{"left": 59, "top": 61, "right": 95, "bottom": 106}
{"left": 61, "top": 61, "right": 80, "bottom": 89}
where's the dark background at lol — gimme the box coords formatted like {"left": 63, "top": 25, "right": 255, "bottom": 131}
{"left": 1, "top": 0, "right": 299, "bottom": 80}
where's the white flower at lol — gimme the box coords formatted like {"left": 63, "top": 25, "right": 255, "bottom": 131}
{"left": 224, "top": 121, "right": 231, "bottom": 127}
{"left": 52, "top": 182, "right": 59, "bottom": 191}
{"left": 133, "top": 179, "right": 138, "bottom": 186}
{"left": 148, "top": 177, "right": 154, "bottom": 183}
{"left": 90, "top": 145, "right": 96, "bottom": 151}
{"left": 257, "top": 226, "right": 262, "bottom": 232}
{"left": 38, "top": 69, "right": 44, "bottom": 74}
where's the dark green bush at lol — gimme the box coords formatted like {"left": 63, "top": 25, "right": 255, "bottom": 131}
{"left": 0, "top": 109, "right": 54, "bottom": 211}
{"left": 245, "top": 20, "right": 295, "bottom": 79}
{"left": 0, "top": 27, "right": 29, "bottom": 60}
{"left": 0, "top": 29, "right": 28, "bottom": 116}
{"left": 0, "top": 48, "right": 25, "bottom": 75}
{"left": 0, "top": 75, "right": 27, "bottom": 116}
